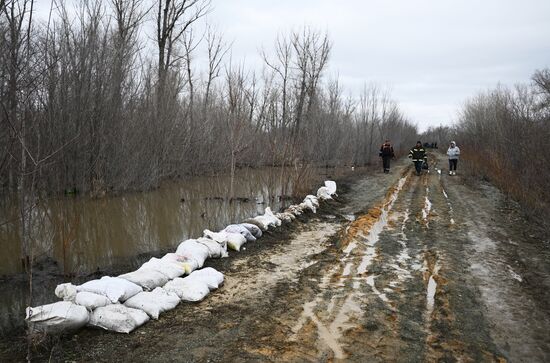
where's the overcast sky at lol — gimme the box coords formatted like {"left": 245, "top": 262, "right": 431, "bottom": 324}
{"left": 205, "top": 0, "right": 550, "bottom": 131}
{"left": 33, "top": 0, "right": 550, "bottom": 132}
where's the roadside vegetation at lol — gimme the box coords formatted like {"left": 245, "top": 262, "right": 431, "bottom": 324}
{"left": 423, "top": 69, "right": 550, "bottom": 226}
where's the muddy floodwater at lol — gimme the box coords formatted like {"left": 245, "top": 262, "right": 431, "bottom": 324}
{"left": 0, "top": 166, "right": 353, "bottom": 334}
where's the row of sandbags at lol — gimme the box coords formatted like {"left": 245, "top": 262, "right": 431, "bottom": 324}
{"left": 25, "top": 180, "right": 337, "bottom": 334}
{"left": 28, "top": 267, "right": 225, "bottom": 334}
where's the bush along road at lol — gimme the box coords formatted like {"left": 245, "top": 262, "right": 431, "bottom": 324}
{"left": 3, "top": 154, "right": 549, "bottom": 362}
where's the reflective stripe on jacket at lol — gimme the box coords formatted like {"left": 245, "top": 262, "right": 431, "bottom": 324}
{"left": 409, "top": 147, "right": 427, "bottom": 161}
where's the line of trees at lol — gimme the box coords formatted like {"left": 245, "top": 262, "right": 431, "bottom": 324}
{"left": 0, "top": 0, "right": 419, "bottom": 275}
{"left": 453, "top": 68, "right": 550, "bottom": 222}
{"left": 1, "top": 0, "right": 418, "bottom": 198}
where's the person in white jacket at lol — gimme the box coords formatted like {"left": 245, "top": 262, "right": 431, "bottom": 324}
{"left": 447, "top": 141, "right": 460, "bottom": 175}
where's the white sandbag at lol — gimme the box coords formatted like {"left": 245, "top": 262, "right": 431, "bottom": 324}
{"left": 75, "top": 291, "right": 111, "bottom": 311}
{"left": 241, "top": 223, "right": 262, "bottom": 238}
{"left": 302, "top": 199, "right": 317, "bottom": 213}
{"left": 160, "top": 253, "right": 191, "bottom": 274}
{"left": 55, "top": 283, "right": 110, "bottom": 310}
{"left": 250, "top": 216, "right": 269, "bottom": 231}
{"left": 325, "top": 180, "right": 337, "bottom": 195}
{"left": 163, "top": 277, "right": 210, "bottom": 302}
{"left": 175, "top": 239, "right": 210, "bottom": 273}
{"left": 276, "top": 212, "right": 294, "bottom": 223}
{"left": 26, "top": 301, "right": 89, "bottom": 334}
{"left": 317, "top": 186, "right": 332, "bottom": 200}
{"left": 89, "top": 304, "right": 149, "bottom": 334}
{"left": 304, "top": 195, "right": 320, "bottom": 207}
{"left": 285, "top": 205, "right": 303, "bottom": 216}
{"left": 123, "top": 287, "right": 180, "bottom": 320}
{"left": 204, "top": 229, "right": 247, "bottom": 251}
{"left": 286, "top": 211, "right": 297, "bottom": 220}
{"left": 224, "top": 224, "right": 256, "bottom": 242}
{"left": 251, "top": 208, "right": 281, "bottom": 230}
{"left": 186, "top": 267, "right": 224, "bottom": 290}
{"left": 77, "top": 276, "right": 143, "bottom": 303}
{"left": 140, "top": 256, "right": 185, "bottom": 279}
{"left": 264, "top": 207, "right": 282, "bottom": 226}
{"left": 195, "top": 237, "right": 228, "bottom": 258}
{"left": 226, "top": 232, "right": 247, "bottom": 251}
{"left": 55, "top": 283, "right": 77, "bottom": 301}
{"left": 119, "top": 268, "right": 170, "bottom": 291}
{"left": 202, "top": 230, "right": 226, "bottom": 243}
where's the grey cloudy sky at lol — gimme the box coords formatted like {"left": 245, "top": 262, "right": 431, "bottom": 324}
{"left": 206, "top": 0, "right": 550, "bottom": 131}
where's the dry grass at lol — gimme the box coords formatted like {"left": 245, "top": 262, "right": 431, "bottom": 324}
{"left": 461, "top": 149, "right": 549, "bottom": 227}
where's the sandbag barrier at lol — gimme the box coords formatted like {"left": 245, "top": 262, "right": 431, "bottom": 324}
{"left": 25, "top": 181, "right": 337, "bottom": 334}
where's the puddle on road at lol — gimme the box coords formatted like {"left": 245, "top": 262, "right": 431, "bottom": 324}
{"left": 301, "top": 300, "right": 347, "bottom": 359}
{"left": 422, "top": 187, "right": 433, "bottom": 227}
{"left": 342, "top": 262, "right": 353, "bottom": 277}
{"left": 291, "top": 175, "right": 410, "bottom": 360}
{"left": 441, "top": 187, "right": 456, "bottom": 226}
{"left": 356, "top": 176, "right": 408, "bottom": 276}
{"left": 423, "top": 252, "right": 441, "bottom": 318}
{"left": 366, "top": 275, "right": 390, "bottom": 304}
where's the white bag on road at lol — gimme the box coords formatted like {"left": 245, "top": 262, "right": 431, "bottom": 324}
{"left": 75, "top": 291, "right": 111, "bottom": 311}
{"left": 241, "top": 223, "right": 262, "bottom": 238}
{"left": 55, "top": 283, "right": 111, "bottom": 310}
{"left": 186, "top": 267, "right": 224, "bottom": 290}
{"left": 276, "top": 212, "right": 293, "bottom": 223}
{"left": 77, "top": 276, "right": 143, "bottom": 303}
{"left": 226, "top": 233, "right": 247, "bottom": 251}
{"left": 304, "top": 195, "right": 320, "bottom": 207}
{"left": 175, "top": 239, "right": 211, "bottom": 273}
{"left": 317, "top": 186, "right": 332, "bottom": 200}
{"left": 55, "top": 283, "right": 77, "bottom": 301}
{"left": 196, "top": 237, "right": 228, "bottom": 258}
{"left": 224, "top": 224, "right": 256, "bottom": 242}
{"left": 264, "top": 207, "right": 282, "bottom": 226}
{"left": 204, "top": 229, "right": 247, "bottom": 251}
{"left": 302, "top": 199, "right": 317, "bottom": 213}
{"left": 123, "top": 287, "right": 180, "bottom": 320}
{"left": 26, "top": 301, "right": 89, "bottom": 334}
{"left": 140, "top": 257, "right": 185, "bottom": 279}
{"left": 89, "top": 304, "right": 149, "bottom": 334}
{"left": 119, "top": 268, "right": 170, "bottom": 291}
{"left": 163, "top": 277, "right": 210, "bottom": 302}
{"left": 325, "top": 180, "right": 337, "bottom": 195}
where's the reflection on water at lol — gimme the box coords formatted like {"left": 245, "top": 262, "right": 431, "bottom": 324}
{"left": 0, "top": 166, "right": 353, "bottom": 333}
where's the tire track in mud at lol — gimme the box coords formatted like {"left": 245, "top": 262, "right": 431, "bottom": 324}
{"left": 419, "top": 156, "right": 505, "bottom": 362}
{"left": 284, "top": 155, "right": 506, "bottom": 362}
{"left": 283, "top": 170, "right": 410, "bottom": 361}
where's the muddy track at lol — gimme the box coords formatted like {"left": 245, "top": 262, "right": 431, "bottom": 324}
{"left": 2, "top": 155, "right": 549, "bottom": 362}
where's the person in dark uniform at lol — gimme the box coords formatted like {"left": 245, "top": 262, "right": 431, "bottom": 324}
{"left": 379, "top": 140, "right": 395, "bottom": 173}
{"left": 408, "top": 141, "right": 427, "bottom": 175}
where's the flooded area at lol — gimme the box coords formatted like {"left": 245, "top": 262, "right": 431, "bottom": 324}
{"left": 1, "top": 167, "right": 350, "bottom": 276}
{"left": 0, "top": 166, "right": 354, "bottom": 334}
{"left": 1, "top": 155, "right": 549, "bottom": 362}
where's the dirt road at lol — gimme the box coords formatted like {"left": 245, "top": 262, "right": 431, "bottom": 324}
{"left": 7, "top": 154, "right": 550, "bottom": 362}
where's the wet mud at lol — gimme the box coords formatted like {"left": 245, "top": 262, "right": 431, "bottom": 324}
{"left": 1, "top": 155, "right": 549, "bottom": 362}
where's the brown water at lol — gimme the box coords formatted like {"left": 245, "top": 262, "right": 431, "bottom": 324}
{"left": 0, "top": 167, "right": 351, "bottom": 276}
{"left": 0, "top": 166, "right": 351, "bottom": 333}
